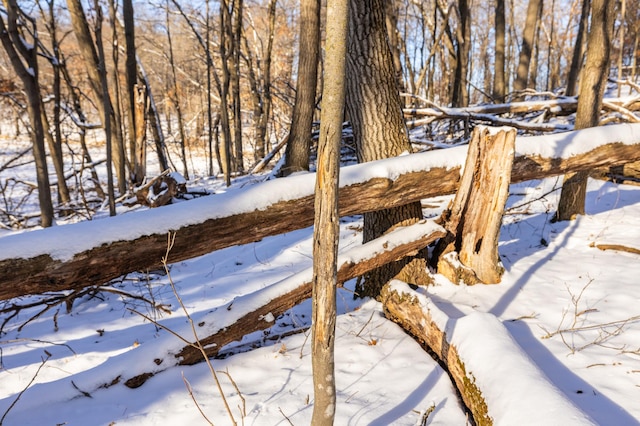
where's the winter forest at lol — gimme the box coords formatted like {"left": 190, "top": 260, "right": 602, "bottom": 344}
{"left": 1, "top": 0, "right": 640, "bottom": 424}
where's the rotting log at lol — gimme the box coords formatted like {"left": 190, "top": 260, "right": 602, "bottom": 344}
{"left": 381, "top": 281, "right": 597, "bottom": 426}
{"left": 2, "top": 124, "right": 640, "bottom": 300}
{"left": 380, "top": 282, "right": 491, "bottom": 425}
{"left": 123, "top": 220, "right": 446, "bottom": 388}
{"left": 434, "top": 126, "right": 516, "bottom": 284}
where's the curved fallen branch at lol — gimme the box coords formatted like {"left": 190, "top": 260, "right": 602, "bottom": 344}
{"left": 381, "top": 280, "right": 596, "bottom": 426}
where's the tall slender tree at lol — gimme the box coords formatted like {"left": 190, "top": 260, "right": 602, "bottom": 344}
{"left": 493, "top": 0, "right": 506, "bottom": 102}
{"left": 280, "top": 0, "right": 321, "bottom": 176}
{"left": 0, "top": 0, "right": 54, "bottom": 227}
{"left": 555, "top": 0, "right": 615, "bottom": 222}
{"left": 513, "top": 0, "right": 544, "bottom": 97}
{"left": 451, "top": 0, "right": 470, "bottom": 107}
{"left": 311, "top": 1, "right": 349, "bottom": 422}
{"left": 566, "top": 0, "right": 590, "bottom": 97}
{"left": 66, "top": 0, "right": 127, "bottom": 195}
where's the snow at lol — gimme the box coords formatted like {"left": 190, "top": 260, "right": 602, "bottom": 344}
{"left": 4, "top": 122, "right": 640, "bottom": 263}
{"left": 2, "top": 128, "right": 640, "bottom": 425}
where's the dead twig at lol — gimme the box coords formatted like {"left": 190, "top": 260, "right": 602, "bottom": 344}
{"left": 0, "top": 351, "right": 51, "bottom": 425}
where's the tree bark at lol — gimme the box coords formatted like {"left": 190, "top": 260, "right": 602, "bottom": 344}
{"left": 493, "top": 0, "right": 506, "bottom": 102}
{"left": 451, "top": 0, "right": 470, "bottom": 107}
{"left": 310, "top": 0, "right": 349, "bottom": 421}
{"left": 123, "top": 0, "right": 141, "bottom": 185}
{"left": 124, "top": 221, "right": 445, "bottom": 388}
{"left": 346, "top": 0, "right": 430, "bottom": 298}
{"left": 280, "top": 0, "right": 321, "bottom": 176}
{"left": 433, "top": 126, "right": 516, "bottom": 284}
{"left": 555, "top": 0, "right": 616, "bottom": 222}
{"left": 66, "top": 0, "right": 127, "bottom": 194}
{"left": 3, "top": 124, "right": 640, "bottom": 300}
{"left": 0, "top": 1, "right": 54, "bottom": 227}
{"left": 565, "top": 0, "right": 590, "bottom": 97}
{"left": 513, "top": 0, "right": 544, "bottom": 97}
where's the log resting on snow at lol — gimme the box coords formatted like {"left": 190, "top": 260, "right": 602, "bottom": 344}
{"left": 122, "top": 220, "right": 446, "bottom": 388}
{"left": 403, "top": 97, "right": 639, "bottom": 131}
{"left": 2, "top": 124, "right": 640, "bottom": 300}
{"left": 381, "top": 280, "right": 596, "bottom": 426}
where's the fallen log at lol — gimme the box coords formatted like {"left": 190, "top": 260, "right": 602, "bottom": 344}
{"left": 404, "top": 97, "right": 639, "bottom": 121}
{"left": 122, "top": 220, "right": 445, "bottom": 388}
{"left": 381, "top": 280, "right": 596, "bottom": 426}
{"left": 2, "top": 123, "right": 640, "bottom": 300}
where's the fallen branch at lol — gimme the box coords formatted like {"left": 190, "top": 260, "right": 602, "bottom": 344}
{"left": 3, "top": 124, "right": 640, "bottom": 300}
{"left": 122, "top": 220, "right": 445, "bottom": 388}
{"left": 381, "top": 280, "right": 596, "bottom": 426}
{"left": 590, "top": 242, "right": 640, "bottom": 256}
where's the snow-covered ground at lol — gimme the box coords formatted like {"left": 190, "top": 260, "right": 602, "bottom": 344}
{"left": 1, "top": 128, "right": 640, "bottom": 425}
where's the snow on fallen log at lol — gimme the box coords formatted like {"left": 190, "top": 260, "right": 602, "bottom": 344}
{"left": 2, "top": 123, "right": 640, "bottom": 300}
{"left": 382, "top": 280, "right": 596, "bottom": 426}
{"left": 122, "top": 220, "right": 445, "bottom": 387}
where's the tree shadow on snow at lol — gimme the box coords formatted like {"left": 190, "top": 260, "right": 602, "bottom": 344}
{"left": 505, "top": 320, "right": 640, "bottom": 425}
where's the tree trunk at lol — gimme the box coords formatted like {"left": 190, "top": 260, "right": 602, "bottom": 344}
{"left": 3, "top": 124, "right": 640, "bottom": 300}
{"left": 134, "top": 84, "right": 147, "bottom": 182}
{"left": 230, "top": 0, "right": 244, "bottom": 174}
{"left": 384, "top": 1, "right": 405, "bottom": 94}
{"left": 166, "top": 3, "right": 190, "bottom": 181}
{"left": 219, "top": 0, "right": 233, "bottom": 185}
{"left": 513, "top": 0, "right": 543, "bottom": 97}
{"left": 451, "top": 0, "right": 470, "bottom": 107}
{"left": 433, "top": 126, "right": 516, "bottom": 284}
{"left": 280, "top": 0, "right": 321, "bottom": 176}
{"left": 93, "top": 0, "right": 117, "bottom": 216}
{"left": 0, "top": 2, "right": 54, "bottom": 227}
{"left": 555, "top": 0, "right": 615, "bottom": 222}
{"left": 39, "top": 0, "right": 72, "bottom": 211}
{"left": 310, "top": 1, "right": 348, "bottom": 421}
{"left": 346, "top": 0, "right": 430, "bottom": 299}
{"left": 66, "top": 0, "right": 127, "bottom": 195}
{"left": 123, "top": 0, "right": 141, "bottom": 185}
{"left": 566, "top": 0, "right": 590, "bottom": 97}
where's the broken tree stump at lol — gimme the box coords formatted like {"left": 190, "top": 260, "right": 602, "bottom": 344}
{"left": 132, "top": 171, "right": 186, "bottom": 208}
{"left": 433, "top": 125, "right": 516, "bottom": 284}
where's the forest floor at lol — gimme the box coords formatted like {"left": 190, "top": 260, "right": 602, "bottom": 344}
{"left": 1, "top": 129, "right": 640, "bottom": 425}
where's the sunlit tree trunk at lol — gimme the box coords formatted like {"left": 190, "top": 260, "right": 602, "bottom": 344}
{"left": 311, "top": 2, "right": 348, "bottom": 423}
{"left": 166, "top": 1, "right": 190, "bottom": 180}
{"left": 123, "top": 0, "right": 143, "bottom": 184}
{"left": 220, "top": 0, "right": 233, "bottom": 185}
{"left": 66, "top": 0, "right": 127, "bottom": 195}
{"left": 37, "top": 0, "right": 71, "bottom": 211}
{"left": 513, "top": 0, "right": 543, "bottom": 97}
{"left": 346, "top": 0, "right": 430, "bottom": 299}
{"left": 566, "top": 0, "right": 590, "bottom": 96}
{"left": 280, "top": 0, "right": 321, "bottom": 176}
{"left": 555, "top": 0, "right": 615, "bottom": 222}
{"left": 0, "top": 1, "right": 54, "bottom": 227}
{"left": 451, "top": 0, "right": 470, "bottom": 107}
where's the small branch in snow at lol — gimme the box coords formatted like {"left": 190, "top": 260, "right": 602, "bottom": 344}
{"left": 540, "top": 278, "right": 640, "bottom": 354}
{"left": 0, "top": 351, "right": 51, "bottom": 425}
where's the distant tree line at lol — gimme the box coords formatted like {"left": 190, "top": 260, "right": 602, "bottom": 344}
{"left": 0, "top": 0, "right": 637, "bottom": 228}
